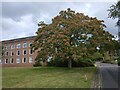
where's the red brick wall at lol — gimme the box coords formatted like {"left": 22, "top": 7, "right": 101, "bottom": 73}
{"left": 2, "top": 36, "right": 37, "bottom": 67}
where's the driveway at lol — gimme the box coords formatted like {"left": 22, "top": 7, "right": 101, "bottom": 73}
{"left": 98, "top": 62, "right": 120, "bottom": 90}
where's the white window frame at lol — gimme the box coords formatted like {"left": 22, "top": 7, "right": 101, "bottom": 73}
{"left": 23, "top": 43, "right": 27, "bottom": 48}
{"left": 22, "top": 58, "right": 26, "bottom": 63}
{"left": 5, "top": 59, "right": 8, "bottom": 64}
{"left": 10, "top": 58, "right": 14, "bottom": 64}
{"left": 0, "top": 59, "right": 2, "bottom": 64}
{"left": 5, "top": 46, "right": 8, "bottom": 50}
{"left": 11, "top": 51, "right": 14, "bottom": 56}
{"left": 29, "top": 57, "right": 33, "bottom": 63}
{"left": 23, "top": 50, "right": 27, "bottom": 55}
{"left": 29, "top": 49, "right": 33, "bottom": 55}
{"left": 16, "top": 50, "right": 20, "bottom": 56}
{"left": 5, "top": 51, "right": 8, "bottom": 56}
{"left": 29, "top": 42, "right": 32, "bottom": 47}
{"left": 16, "top": 58, "right": 20, "bottom": 64}
{"left": 11, "top": 45, "right": 15, "bottom": 49}
{"left": 16, "top": 44, "right": 21, "bottom": 48}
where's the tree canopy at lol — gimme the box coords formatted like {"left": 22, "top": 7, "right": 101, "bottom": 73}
{"left": 32, "top": 8, "right": 117, "bottom": 68}
{"left": 108, "top": 1, "right": 120, "bottom": 64}
{"left": 108, "top": 1, "right": 120, "bottom": 19}
{"left": 108, "top": 1, "right": 120, "bottom": 42}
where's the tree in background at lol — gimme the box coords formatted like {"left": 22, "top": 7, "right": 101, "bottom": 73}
{"left": 32, "top": 8, "right": 116, "bottom": 68}
{"left": 108, "top": 1, "right": 120, "bottom": 64}
{"left": 108, "top": 1, "right": 120, "bottom": 46}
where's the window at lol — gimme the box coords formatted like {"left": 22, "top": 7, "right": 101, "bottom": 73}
{"left": 23, "top": 50, "right": 27, "bottom": 55}
{"left": 29, "top": 42, "right": 32, "bottom": 47}
{"left": 11, "top": 51, "right": 14, "bottom": 56}
{"left": 29, "top": 49, "right": 33, "bottom": 55}
{"left": 16, "top": 50, "right": 20, "bottom": 56}
{"left": 0, "top": 60, "right": 2, "bottom": 64}
{"left": 5, "top": 59, "right": 8, "bottom": 64}
{"left": 10, "top": 58, "right": 14, "bottom": 64}
{"left": 29, "top": 57, "right": 33, "bottom": 63}
{"left": 22, "top": 58, "right": 26, "bottom": 63}
{"left": 16, "top": 44, "right": 21, "bottom": 48}
{"left": 11, "top": 45, "right": 15, "bottom": 49}
{"left": 23, "top": 43, "right": 27, "bottom": 48}
{"left": 16, "top": 58, "right": 20, "bottom": 63}
{"left": 5, "top": 46, "right": 8, "bottom": 50}
{"left": 5, "top": 51, "right": 8, "bottom": 56}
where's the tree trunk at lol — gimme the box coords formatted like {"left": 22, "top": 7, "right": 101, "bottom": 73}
{"left": 68, "top": 59, "right": 72, "bottom": 68}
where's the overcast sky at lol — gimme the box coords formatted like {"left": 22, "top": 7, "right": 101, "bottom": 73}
{"left": 1, "top": 1, "right": 118, "bottom": 41}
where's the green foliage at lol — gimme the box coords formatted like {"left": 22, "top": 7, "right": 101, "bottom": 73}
{"left": 33, "top": 61, "right": 42, "bottom": 67}
{"left": 108, "top": 1, "right": 120, "bottom": 45}
{"left": 108, "top": 1, "right": 120, "bottom": 19}
{"left": 32, "top": 8, "right": 117, "bottom": 67}
{"left": 117, "top": 55, "right": 120, "bottom": 65}
{"left": 47, "top": 58, "right": 94, "bottom": 67}
{"left": 90, "top": 52, "right": 103, "bottom": 61}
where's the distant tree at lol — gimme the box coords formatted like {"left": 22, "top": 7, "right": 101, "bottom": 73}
{"left": 32, "top": 8, "right": 116, "bottom": 68}
{"left": 108, "top": 1, "right": 120, "bottom": 64}
{"left": 108, "top": 1, "right": 120, "bottom": 19}
{"left": 108, "top": 1, "right": 120, "bottom": 44}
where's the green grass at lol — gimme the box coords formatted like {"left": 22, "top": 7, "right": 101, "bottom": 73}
{"left": 2, "top": 67, "right": 96, "bottom": 88}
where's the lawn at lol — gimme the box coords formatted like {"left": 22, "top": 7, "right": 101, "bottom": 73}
{"left": 2, "top": 67, "right": 96, "bottom": 88}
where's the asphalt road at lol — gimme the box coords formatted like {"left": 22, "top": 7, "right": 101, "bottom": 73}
{"left": 98, "top": 63, "right": 120, "bottom": 90}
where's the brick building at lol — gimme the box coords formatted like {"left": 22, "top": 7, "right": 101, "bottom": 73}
{"left": 1, "top": 36, "right": 37, "bottom": 67}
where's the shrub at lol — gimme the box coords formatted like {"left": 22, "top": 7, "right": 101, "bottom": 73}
{"left": 47, "top": 58, "right": 94, "bottom": 67}
{"left": 118, "top": 57, "right": 120, "bottom": 66}
{"left": 33, "top": 61, "right": 42, "bottom": 67}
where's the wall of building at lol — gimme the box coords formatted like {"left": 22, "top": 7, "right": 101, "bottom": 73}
{"left": 2, "top": 36, "right": 37, "bottom": 67}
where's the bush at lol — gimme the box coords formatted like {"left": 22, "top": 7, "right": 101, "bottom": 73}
{"left": 47, "top": 58, "right": 94, "bottom": 67}
{"left": 47, "top": 58, "right": 68, "bottom": 67}
{"left": 118, "top": 57, "right": 120, "bottom": 66}
{"left": 33, "top": 61, "right": 42, "bottom": 67}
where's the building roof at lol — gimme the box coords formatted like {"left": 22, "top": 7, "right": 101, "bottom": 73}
{"left": 2, "top": 36, "right": 36, "bottom": 44}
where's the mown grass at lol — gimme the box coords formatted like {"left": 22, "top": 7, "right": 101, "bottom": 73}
{"left": 2, "top": 66, "right": 96, "bottom": 88}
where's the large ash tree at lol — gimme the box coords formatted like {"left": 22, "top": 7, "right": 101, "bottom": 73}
{"left": 32, "top": 8, "right": 116, "bottom": 68}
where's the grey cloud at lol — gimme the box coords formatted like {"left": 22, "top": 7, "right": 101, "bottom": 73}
{"left": 2, "top": 2, "right": 65, "bottom": 21}
{"left": 2, "top": 2, "right": 118, "bottom": 41}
